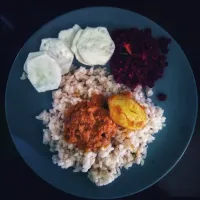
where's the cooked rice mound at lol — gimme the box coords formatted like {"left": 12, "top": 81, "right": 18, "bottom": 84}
{"left": 37, "top": 67, "right": 166, "bottom": 186}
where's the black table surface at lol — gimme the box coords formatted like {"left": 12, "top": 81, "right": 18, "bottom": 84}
{"left": 1, "top": 1, "right": 200, "bottom": 199}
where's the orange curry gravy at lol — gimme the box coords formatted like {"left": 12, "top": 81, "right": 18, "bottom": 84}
{"left": 64, "top": 94, "right": 117, "bottom": 152}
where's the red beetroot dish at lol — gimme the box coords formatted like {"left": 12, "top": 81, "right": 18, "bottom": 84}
{"left": 110, "top": 28, "right": 171, "bottom": 89}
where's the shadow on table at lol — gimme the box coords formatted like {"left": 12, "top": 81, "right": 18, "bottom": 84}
{"left": 122, "top": 184, "right": 170, "bottom": 200}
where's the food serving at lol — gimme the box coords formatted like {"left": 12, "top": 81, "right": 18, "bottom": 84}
{"left": 22, "top": 24, "right": 170, "bottom": 186}
{"left": 36, "top": 66, "right": 166, "bottom": 186}
{"left": 6, "top": 7, "right": 197, "bottom": 199}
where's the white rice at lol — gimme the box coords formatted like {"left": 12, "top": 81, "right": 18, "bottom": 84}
{"left": 37, "top": 66, "right": 166, "bottom": 186}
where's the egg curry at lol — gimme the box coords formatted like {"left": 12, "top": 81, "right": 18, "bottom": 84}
{"left": 64, "top": 92, "right": 147, "bottom": 152}
{"left": 108, "top": 92, "right": 147, "bottom": 130}
{"left": 64, "top": 94, "right": 117, "bottom": 151}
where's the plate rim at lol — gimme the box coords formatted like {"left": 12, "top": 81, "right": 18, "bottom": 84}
{"left": 5, "top": 6, "right": 198, "bottom": 199}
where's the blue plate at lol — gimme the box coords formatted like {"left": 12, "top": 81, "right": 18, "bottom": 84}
{"left": 6, "top": 7, "right": 198, "bottom": 199}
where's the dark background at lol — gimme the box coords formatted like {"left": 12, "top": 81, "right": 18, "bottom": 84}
{"left": 1, "top": 1, "right": 200, "bottom": 199}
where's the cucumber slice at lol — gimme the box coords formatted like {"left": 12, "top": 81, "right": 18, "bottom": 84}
{"left": 40, "top": 38, "right": 73, "bottom": 75}
{"left": 58, "top": 24, "right": 81, "bottom": 49}
{"left": 26, "top": 53, "right": 61, "bottom": 92}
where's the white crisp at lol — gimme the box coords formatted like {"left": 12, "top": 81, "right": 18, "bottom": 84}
{"left": 58, "top": 24, "right": 81, "bottom": 49}
{"left": 26, "top": 53, "right": 61, "bottom": 92}
{"left": 76, "top": 27, "right": 115, "bottom": 65}
{"left": 71, "top": 29, "right": 89, "bottom": 65}
{"left": 40, "top": 38, "right": 74, "bottom": 75}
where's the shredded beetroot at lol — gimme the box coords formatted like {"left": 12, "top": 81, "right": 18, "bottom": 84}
{"left": 110, "top": 28, "right": 171, "bottom": 89}
{"left": 124, "top": 42, "right": 132, "bottom": 55}
{"left": 157, "top": 92, "right": 167, "bottom": 101}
